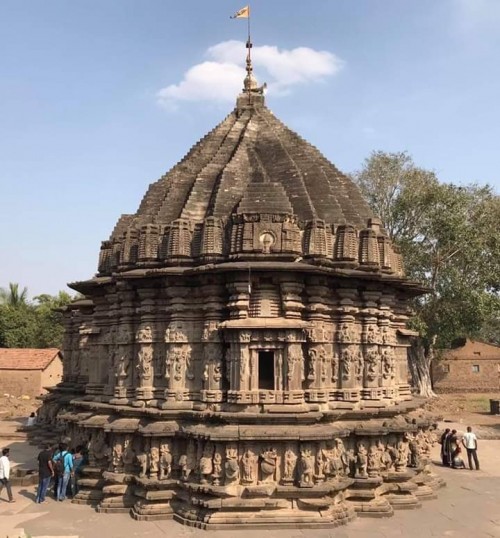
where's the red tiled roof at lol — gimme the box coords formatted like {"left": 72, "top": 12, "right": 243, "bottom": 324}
{"left": 0, "top": 348, "right": 61, "bottom": 370}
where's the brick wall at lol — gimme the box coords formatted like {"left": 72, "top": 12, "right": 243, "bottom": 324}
{"left": 432, "top": 340, "right": 500, "bottom": 393}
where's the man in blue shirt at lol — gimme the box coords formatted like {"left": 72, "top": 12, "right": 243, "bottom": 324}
{"left": 52, "top": 443, "right": 74, "bottom": 501}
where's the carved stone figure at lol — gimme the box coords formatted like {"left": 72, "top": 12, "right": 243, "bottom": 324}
{"left": 282, "top": 447, "right": 297, "bottom": 483}
{"left": 382, "top": 348, "right": 395, "bottom": 379}
{"left": 137, "top": 345, "right": 153, "bottom": 382}
{"left": 367, "top": 443, "right": 381, "bottom": 477}
{"left": 114, "top": 349, "right": 130, "bottom": 387}
{"left": 331, "top": 354, "right": 339, "bottom": 383}
{"left": 408, "top": 433, "right": 421, "bottom": 468}
{"left": 341, "top": 348, "right": 354, "bottom": 379}
{"left": 200, "top": 445, "right": 214, "bottom": 484}
{"left": 178, "top": 454, "right": 189, "bottom": 481}
{"left": 307, "top": 349, "right": 317, "bottom": 381}
{"left": 355, "top": 442, "right": 368, "bottom": 478}
{"left": 136, "top": 325, "right": 153, "bottom": 342}
{"left": 212, "top": 451, "right": 223, "bottom": 486}
{"left": 149, "top": 446, "right": 160, "bottom": 478}
{"left": 224, "top": 446, "right": 239, "bottom": 484}
{"left": 364, "top": 349, "right": 380, "bottom": 381}
{"left": 299, "top": 449, "right": 314, "bottom": 487}
{"left": 122, "top": 437, "right": 136, "bottom": 470}
{"left": 159, "top": 443, "right": 172, "bottom": 480}
{"left": 338, "top": 323, "right": 352, "bottom": 343}
{"left": 136, "top": 452, "right": 148, "bottom": 478}
{"left": 242, "top": 449, "right": 256, "bottom": 484}
{"left": 365, "top": 324, "right": 379, "bottom": 344}
{"left": 259, "top": 448, "right": 277, "bottom": 483}
{"left": 111, "top": 440, "right": 123, "bottom": 472}
{"left": 396, "top": 437, "right": 409, "bottom": 471}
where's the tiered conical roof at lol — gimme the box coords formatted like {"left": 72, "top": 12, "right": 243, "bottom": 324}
{"left": 96, "top": 77, "right": 404, "bottom": 278}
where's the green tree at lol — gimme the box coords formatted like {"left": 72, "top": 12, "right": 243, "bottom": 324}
{"left": 352, "top": 151, "right": 500, "bottom": 397}
{"left": 33, "top": 291, "right": 74, "bottom": 348}
{"left": 0, "top": 282, "right": 29, "bottom": 307}
{"left": 0, "top": 286, "right": 75, "bottom": 349}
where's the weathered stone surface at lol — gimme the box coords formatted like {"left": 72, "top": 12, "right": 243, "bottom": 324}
{"left": 37, "top": 70, "right": 442, "bottom": 530}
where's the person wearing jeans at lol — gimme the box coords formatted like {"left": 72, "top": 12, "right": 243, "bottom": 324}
{"left": 53, "top": 443, "right": 74, "bottom": 501}
{"left": 462, "top": 426, "right": 480, "bottom": 470}
{"left": 36, "top": 444, "right": 54, "bottom": 503}
{"left": 0, "top": 448, "right": 15, "bottom": 503}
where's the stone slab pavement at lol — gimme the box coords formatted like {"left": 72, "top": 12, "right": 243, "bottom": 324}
{"left": 0, "top": 430, "right": 499, "bottom": 538}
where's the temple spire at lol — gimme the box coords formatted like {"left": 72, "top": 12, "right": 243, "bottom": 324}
{"left": 231, "top": 5, "right": 265, "bottom": 101}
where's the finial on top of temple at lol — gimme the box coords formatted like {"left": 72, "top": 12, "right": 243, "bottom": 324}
{"left": 236, "top": 38, "right": 266, "bottom": 112}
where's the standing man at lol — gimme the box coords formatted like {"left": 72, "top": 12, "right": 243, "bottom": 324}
{"left": 52, "top": 443, "right": 74, "bottom": 501}
{"left": 36, "top": 444, "right": 54, "bottom": 503}
{"left": 462, "top": 426, "right": 480, "bottom": 470}
{"left": 0, "top": 448, "right": 15, "bottom": 503}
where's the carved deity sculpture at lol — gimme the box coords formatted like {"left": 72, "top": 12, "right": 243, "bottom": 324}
{"left": 200, "top": 445, "right": 214, "bottom": 484}
{"left": 242, "top": 449, "right": 256, "bottom": 484}
{"left": 282, "top": 448, "right": 297, "bottom": 483}
{"left": 122, "top": 437, "right": 136, "bottom": 471}
{"left": 137, "top": 345, "right": 153, "bottom": 382}
{"left": 365, "top": 349, "right": 380, "bottom": 382}
{"left": 307, "top": 349, "right": 317, "bottom": 381}
{"left": 136, "top": 452, "right": 148, "bottom": 478}
{"left": 408, "top": 433, "right": 421, "bottom": 468}
{"left": 338, "top": 323, "right": 352, "bottom": 343}
{"left": 367, "top": 443, "right": 381, "bottom": 477}
{"left": 212, "top": 451, "right": 223, "bottom": 486}
{"left": 149, "top": 446, "right": 160, "bottom": 478}
{"left": 333, "top": 438, "right": 348, "bottom": 477}
{"left": 224, "top": 446, "right": 239, "bottom": 484}
{"left": 90, "top": 430, "right": 111, "bottom": 467}
{"left": 159, "top": 443, "right": 172, "bottom": 480}
{"left": 136, "top": 325, "right": 153, "bottom": 342}
{"left": 383, "top": 440, "right": 398, "bottom": 472}
{"left": 341, "top": 348, "right": 354, "bottom": 380}
{"left": 396, "top": 437, "right": 409, "bottom": 471}
{"left": 355, "top": 442, "right": 368, "bottom": 478}
{"left": 111, "top": 440, "right": 123, "bottom": 472}
{"left": 178, "top": 454, "right": 189, "bottom": 481}
{"left": 114, "top": 349, "right": 130, "bottom": 387}
{"left": 331, "top": 354, "right": 339, "bottom": 383}
{"left": 365, "top": 324, "right": 379, "bottom": 344}
{"left": 299, "top": 449, "right": 314, "bottom": 486}
{"left": 259, "top": 448, "right": 277, "bottom": 483}
{"left": 382, "top": 348, "right": 395, "bottom": 380}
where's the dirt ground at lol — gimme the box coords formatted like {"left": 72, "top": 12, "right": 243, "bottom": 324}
{"left": 0, "top": 395, "right": 40, "bottom": 420}
{"left": 424, "top": 392, "right": 500, "bottom": 425}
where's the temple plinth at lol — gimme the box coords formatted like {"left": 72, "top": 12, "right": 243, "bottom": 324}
{"left": 37, "top": 74, "right": 443, "bottom": 528}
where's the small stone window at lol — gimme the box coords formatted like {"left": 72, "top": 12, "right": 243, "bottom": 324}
{"left": 472, "top": 365, "right": 480, "bottom": 373}
{"left": 442, "top": 364, "right": 450, "bottom": 373}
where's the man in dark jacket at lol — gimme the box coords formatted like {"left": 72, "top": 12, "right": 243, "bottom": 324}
{"left": 36, "top": 444, "right": 54, "bottom": 503}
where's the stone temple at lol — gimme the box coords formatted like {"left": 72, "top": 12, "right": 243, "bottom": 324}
{"left": 37, "top": 58, "right": 443, "bottom": 529}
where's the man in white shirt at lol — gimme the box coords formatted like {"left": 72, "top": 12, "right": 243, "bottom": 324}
{"left": 462, "top": 426, "right": 480, "bottom": 470}
{"left": 0, "top": 447, "right": 15, "bottom": 502}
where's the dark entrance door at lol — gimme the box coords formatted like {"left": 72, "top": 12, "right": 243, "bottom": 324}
{"left": 258, "top": 350, "right": 275, "bottom": 390}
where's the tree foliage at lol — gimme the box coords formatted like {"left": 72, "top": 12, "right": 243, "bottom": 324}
{"left": 352, "top": 151, "right": 500, "bottom": 396}
{"left": 0, "top": 286, "right": 75, "bottom": 349}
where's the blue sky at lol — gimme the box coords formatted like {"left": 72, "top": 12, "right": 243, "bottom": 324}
{"left": 1, "top": 0, "right": 499, "bottom": 298}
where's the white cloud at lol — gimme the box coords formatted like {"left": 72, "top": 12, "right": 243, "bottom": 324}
{"left": 157, "top": 40, "right": 343, "bottom": 108}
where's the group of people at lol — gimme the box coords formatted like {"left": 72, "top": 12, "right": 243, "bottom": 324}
{"left": 35, "top": 442, "right": 88, "bottom": 503}
{"left": 439, "top": 426, "right": 480, "bottom": 470}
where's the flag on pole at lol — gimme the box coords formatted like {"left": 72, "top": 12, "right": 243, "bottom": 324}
{"left": 230, "top": 5, "right": 250, "bottom": 19}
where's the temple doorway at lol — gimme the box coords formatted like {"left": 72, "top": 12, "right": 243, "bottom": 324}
{"left": 258, "top": 350, "right": 275, "bottom": 390}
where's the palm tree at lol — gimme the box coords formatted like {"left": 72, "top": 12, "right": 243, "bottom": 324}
{"left": 0, "top": 282, "right": 29, "bottom": 307}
